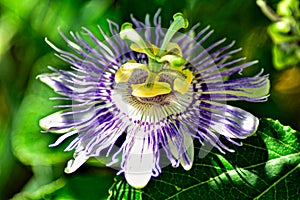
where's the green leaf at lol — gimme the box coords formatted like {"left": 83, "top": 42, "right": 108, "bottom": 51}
{"left": 11, "top": 54, "right": 73, "bottom": 166}
{"left": 12, "top": 171, "right": 115, "bottom": 200}
{"left": 277, "top": 0, "right": 300, "bottom": 17}
{"left": 273, "top": 43, "right": 300, "bottom": 70}
{"left": 267, "top": 20, "right": 298, "bottom": 44}
{"left": 108, "top": 119, "right": 300, "bottom": 200}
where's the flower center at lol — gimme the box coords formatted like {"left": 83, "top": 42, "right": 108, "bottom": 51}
{"left": 114, "top": 13, "right": 193, "bottom": 98}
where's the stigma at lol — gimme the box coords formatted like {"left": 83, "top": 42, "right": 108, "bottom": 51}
{"left": 114, "top": 13, "right": 193, "bottom": 98}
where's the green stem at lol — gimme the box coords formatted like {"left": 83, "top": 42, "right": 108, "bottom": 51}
{"left": 148, "top": 58, "right": 162, "bottom": 73}
{"left": 145, "top": 72, "right": 157, "bottom": 87}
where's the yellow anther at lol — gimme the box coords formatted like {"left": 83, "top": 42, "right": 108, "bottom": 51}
{"left": 166, "top": 42, "right": 183, "bottom": 57}
{"left": 115, "top": 61, "right": 148, "bottom": 83}
{"left": 130, "top": 43, "right": 145, "bottom": 54}
{"left": 173, "top": 69, "right": 193, "bottom": 94}
{"left": 123, "top": 62, "right": 148, "bottom": 71}
{"left": 131, "top": 82, "right": 172, "bottom": 97}
{"left": 115, "top": 65, "right": 134, "bottom": 83}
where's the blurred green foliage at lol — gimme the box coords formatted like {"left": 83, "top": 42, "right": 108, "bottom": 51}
{"left": 0, "top": 0, "right": 300, "bottom": 199}
{"left": 258, "top": 0, "right": 300, "bottom": 70}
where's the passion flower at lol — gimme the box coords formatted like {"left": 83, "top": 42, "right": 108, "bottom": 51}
{"left": 39, "top": 10, "right": 270, "bottom": 188}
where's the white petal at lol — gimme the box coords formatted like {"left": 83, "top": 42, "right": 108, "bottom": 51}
{"left": 180, "top": 134, "right": 194, "bottom": 171}
{"left": 124, "top": 136, "right": 154, "bottom": 189}
{"left": 37, "top": 73, "right": 62, "bottom": 93}
{"left": 240, "top": 114, "right": 259, "bottom": 133}
{"left": 64, "top": 151, "right": 89, "bottom": 173}
{"left": 167, "top": 132, "right": 194, "bottom": 171}
{"left": 210, "top": 103, "right": 259, "bottom": 138}
{"left": 39, "top": 111, "right": 73, "bottom": 133}
{"left": 49, "top": 129, "right": 78, "bottom": 147}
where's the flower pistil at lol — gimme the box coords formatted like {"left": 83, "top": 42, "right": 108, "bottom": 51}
{"left": 115, "top": 13, "right": 193, "bottom": 98}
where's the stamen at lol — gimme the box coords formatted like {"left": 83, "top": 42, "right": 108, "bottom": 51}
{"left": 174, "top": 69, "right": 193, "bottom": 94}
{"left": 115, "top": 61, "right": 148, "bottom": 83}
{"left": 116, "top": 13, "right": 193, "bottom": 97}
